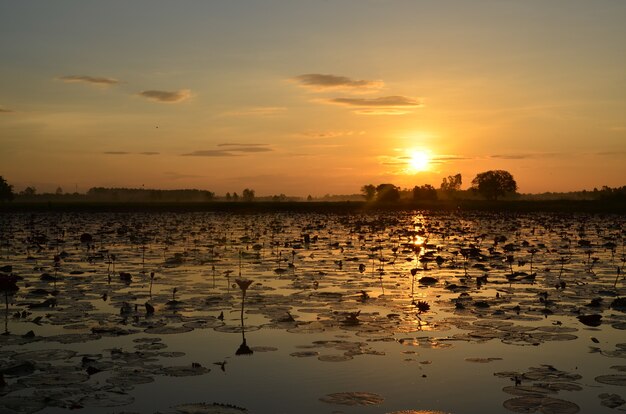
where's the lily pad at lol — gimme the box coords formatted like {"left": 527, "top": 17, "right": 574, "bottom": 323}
{"left": 320, "top": 391, "right": 384, "bottom": 406}
{"left": 14, "top": 348, "right": 76, "bottom": 361}
{"left": 465, "top": 357, "right": 503, "bottom": 363}
{"left": 290, "top": 351, "right": 319, "bottom": 357}
{"left": 144, "top": 325, "right": 194, "bottom": 335}
{"left": 318, "top": 354, "right": 354, "bottom": 362}
{"left": 595, "top": 375, "right": 626, "bottom": 386}
{"left": 161, "top": 365, "right": 211, "bottom": 377}
{"left": 79, "top": 391, "right": 135, "bottom": 407}
{"left": 503, "top": 396, "right": 579, "bottom": 413}
{"left": 0, "top": 396, "right": 46, "bottom": 413}
{"left": 598, "top": 393, "right": 625, "bottom": 408}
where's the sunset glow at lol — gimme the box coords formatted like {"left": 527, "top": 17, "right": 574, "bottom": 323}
{"left": 408, "top": 150, "right": 431, "bottom": 173}
{"left": 0, "top": 2, "right": 624, "bottom": 195}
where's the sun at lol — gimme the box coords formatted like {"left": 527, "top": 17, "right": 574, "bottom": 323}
{"left": 408, "top": 150, "right": 431, "bottom": 173}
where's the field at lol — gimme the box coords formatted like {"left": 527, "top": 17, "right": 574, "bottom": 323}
{"left": 1, "top": 209, "right": 625, "bottom": 413}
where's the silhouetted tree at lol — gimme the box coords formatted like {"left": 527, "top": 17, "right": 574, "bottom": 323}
{"left": 595, "top": 186, "right": 626, "bottom": 201}
{"left": 55, "top": 186, "right": 63, "bottom": 195}
{"left": 242, "top": 188, "right": 255, "bottom": 202}
{"left": 232, "top": 192, "right": 239, "bottom": 201}
{"left": 307, "top": 195, "right": 313, "bottom": 201}
{"left": 20, "top": 186, "right": 36, "bottom": 196}
{"left": 440, "top": 174, "right": 462, "bottom": 191}
{"left": 0, "top": 176, "right": 15, "bottom": 202}
{"left": 225, "top": 192, "right": 232, "bottom": 201}
{"left": 471, "top": 170, "right": 517, "bottom": 200}
{"left": 361, "top": 184, "right": 376, "bottom": 201}
{"left": 376, "top": 184, "right": 400, "bottom": 203}
{"left": 413, "top": 184, "right": 438, "bottom": 200}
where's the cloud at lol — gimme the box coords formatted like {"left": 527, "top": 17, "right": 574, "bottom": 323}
{"left": 490, "top": 154, "right": 532, "bottom": 160}
{"left": 217, "top": 143, "right": 272, "bottom": 154}
{"left": 430, "top": 155, "right": 471, "bottom": 163}
{"left": 217, "top": 143, "right": 269, "bottom": 148}
{"left": 182, "top": 150, "right": 237, "bottom": 157}
{"left": 103, "top": 151, "right": 160, "bottom": 156}
{"left": 382, "top": 161, "right": 409, "bottom": 166}
{"left": 326, "top": 95, "right": 423, "bottom": 115}
{"left": 490, "top": 153, "right": 560, "bottom": 160}
{"left": 355, "top": 109, "right": 416, "bottom": 115}
{"left": 0, "top": 108, "right": 14, "bottom": 113}
{"left": 330, "top": 96, "right": 422, "bottom": 107}
{"left": 293, "top": 73, "right": 384, "bottom": 91}
{"left": 58, "top": 75, "right": 120, "bottom": 86}
{"left": 138, "top": 89, "right": 191, "bottom": 103}
{"left": 595, "top": 150, "right": 626, "bottom": 156}
{"left": 182, "top": 145, "right": 272, "bottom": 157}
{"left": 300, "top": 130, "right": 365, "bottom": 139}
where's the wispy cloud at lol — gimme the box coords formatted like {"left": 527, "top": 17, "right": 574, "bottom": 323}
{"left": 326, "top": 95, "right": 423, "bottom": 115}
{"left": 138, "top": 89, "right": 191, "bottom": 103}
{"left": 182, "top": 144, "right": 273, "bottom": 157}
{"left": 330, "top": 96, "right": 422, "bottom": 107}
{"left": 595, "top": 150, "right": 626, "bottom": 156}
{"left": 293, "top": 73, "right": 384, "bottom": 91}
{"left": 219, "top": 107, "right": 286, "bottom": 117}
{"left": 430, "top": 155, "right": 471, "bottom": 164}
{"left": 103, "top": 151, "right": 160, "bottom": 156}
{"left": 381, "top": 161, "right": 408, "bottom": 166}
{"left": 433, "top": 155, "right": 470, "bottom": 161}
{"left": 217, "top": 143, "right": 269, "bottom": 149}
{"left": 182, "top": 150, "right": 236, "bottom": 157}
{"left": 0, "top": 108, "right": 14, "bottom": 114}
{"left": 58, "top": 75, "right": 120, "bottom": 86}
{"left": 490, "top": 154, "right": 532, "bottom": 160}
{"left": 300, "top": 130, "right": 365, "bottom": 139}
{"left": 490, "top": 153, "right": 560, "bottom": 160}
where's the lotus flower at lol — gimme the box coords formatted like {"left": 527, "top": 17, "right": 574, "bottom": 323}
{"left": 415, "top": 300, "right": 430, "bottom": 314}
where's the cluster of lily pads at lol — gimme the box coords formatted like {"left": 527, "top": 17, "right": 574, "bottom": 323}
{"left": 0, "top": 210, "right": 624, "bottom": 413}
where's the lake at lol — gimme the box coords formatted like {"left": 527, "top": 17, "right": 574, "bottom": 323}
{"left": 1, "top": 210, "right": 625, "bottom": 413}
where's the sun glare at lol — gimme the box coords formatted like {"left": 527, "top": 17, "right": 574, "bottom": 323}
{"left": 408, "top": 150, "right": 431, "bottom": 173}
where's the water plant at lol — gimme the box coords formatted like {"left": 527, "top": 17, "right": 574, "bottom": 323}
{"left": 0, "top": 272, "right": 19, "bottom": 334}
{"left": 235, "top": 278, "right": 253, "bottom": 356}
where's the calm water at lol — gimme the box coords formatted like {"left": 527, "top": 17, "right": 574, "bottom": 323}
{"left": 0, "top": 211, "right": 625, "bottom": 414}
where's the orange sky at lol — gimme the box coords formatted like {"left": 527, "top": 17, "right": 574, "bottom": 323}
{"left": 1, "top": 1, "right": 624, "bottom": 196}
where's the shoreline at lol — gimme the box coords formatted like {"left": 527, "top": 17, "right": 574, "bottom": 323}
{"left": 1, "top": 199, "right": 625, "bottom": 214}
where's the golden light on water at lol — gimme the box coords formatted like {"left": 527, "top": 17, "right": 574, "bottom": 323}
{"left": 412, "top": 235, "right": 427, "bottom": 247}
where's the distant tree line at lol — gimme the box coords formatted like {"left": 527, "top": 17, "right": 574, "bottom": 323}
{"left": 86, "top": 187, "right": 216, "bottom": 202}
{"left": 0, "top": 174, "right": 624, "bottom": 204}
{"left": 361, "top": 170, "right": 519, "bottom": 202}
{"left": 593, "top": 186, "right": 626, "bottom": 201}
